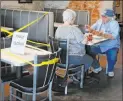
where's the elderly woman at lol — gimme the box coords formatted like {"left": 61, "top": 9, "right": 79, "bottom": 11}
{"left": 55, "top": 9, "right": 93, "bottom": 78}
{"left": 86, "top": 9, "right": 120, "bottom": 77}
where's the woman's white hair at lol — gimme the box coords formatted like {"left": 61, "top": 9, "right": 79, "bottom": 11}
{"left": 62, "top": 9, "right": 76, "bottom": 23}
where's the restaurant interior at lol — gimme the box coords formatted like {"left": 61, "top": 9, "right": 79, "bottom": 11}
{"left": 0, "top": 1, "right": 122, "bottom": 101}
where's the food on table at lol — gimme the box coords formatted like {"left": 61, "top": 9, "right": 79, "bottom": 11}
{"left": 101, "top": 34, "right": 109, "bottom": 38}
{"left": 87, "top": 34, "right": 93, "bottom": 41}
{"left": 86, "top": 25, "right": 104, "bottom": 36}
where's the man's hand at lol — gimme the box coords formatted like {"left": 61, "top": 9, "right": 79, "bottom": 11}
{"left": 85, "top": 25, "right": 103, "bottom": 35}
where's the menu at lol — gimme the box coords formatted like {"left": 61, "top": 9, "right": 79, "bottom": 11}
{"left": 11, "top": 32, "right": 28, "bottom": 54}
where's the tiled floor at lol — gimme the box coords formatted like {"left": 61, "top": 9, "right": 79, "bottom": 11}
{"left": 2, "top": 41, "right": 123, "bottom": 101}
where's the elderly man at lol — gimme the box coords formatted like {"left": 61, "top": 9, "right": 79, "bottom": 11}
{"left": 86, "top": 9, "right": 120, "bottom": 77}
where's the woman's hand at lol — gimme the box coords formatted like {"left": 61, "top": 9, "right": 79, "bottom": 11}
{"left": 85, "top": 25, "right": 90, "bottom": 29}
{"left": 85, "top": 25, "right": 91, "bottom": 32}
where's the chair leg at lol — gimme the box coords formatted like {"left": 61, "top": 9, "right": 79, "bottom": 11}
{"left": 0, "top": 83, "right": 4, "bottom": 101}
{"left": 106, "top": 64, "right": 108, "bottom": 74}
{"left": 26, "top": 94, "right": 29, "bottom": 101}
{"left": 80, "top": 65, "right": 84, "bottom": 88}
{"left": 0, "top": 84, "right": 1, "bottom": 101}
{"left": 48, "top": 81, "right": 53, "bottom": 101}
{"left": 9, "top": 87, "right": 12, "bottom": 101}
{"left": 65, "top": 85, "right": 68, "bottom": 95}
{"left": 97, "top": 54, "right": 100, "bottom": 62}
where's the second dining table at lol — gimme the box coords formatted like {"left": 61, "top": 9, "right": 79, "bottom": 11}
{"left": 1, "top": 46, "right": 51, "bottom": 78}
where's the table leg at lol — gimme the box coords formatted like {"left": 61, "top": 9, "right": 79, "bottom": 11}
{"left": 16, "top": 66, "right": 23, "bottom": 101}
{"left": 16, "top": 66, "right": 22, "bottom": 78}
{"left": 32, "top": 56, "right": 38, "bottom": 101}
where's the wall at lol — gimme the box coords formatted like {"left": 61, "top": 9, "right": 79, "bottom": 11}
{"left": 44, "top": 1, "right": 114, "bottom": 25}
{"left": 68, "top": 1, "right": 101, "bottom": 24}
{"left": 44, "top": 1, "right": 69, "bottom": 9}
{"left": 2, "top": 1, "right": 114, "bottom": 13}
{"left": 115, "top": 1, "right": 123, "bottom": 22}
{"left": 1, "top": 1, "right": 44, "bottom": 11}
{"left": 44, "top": 1, "right": 113, "bottom": 11}
{"left": 100, "top": 1, "right": 114, "bottom": 12}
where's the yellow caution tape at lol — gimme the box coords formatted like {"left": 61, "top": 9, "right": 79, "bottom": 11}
{"left": 1, "top": 28, "right": 13, "bottom": 35}
{"left": 27, "top": 40, "right": 50, "bottom": 47}
{"left": 1, "top": 50, "right": 59, "bottom": 67}
{"left": 25, "top": 44, "right": 44, "bottom": 51}
{"left": 36, "top": 58, "right": 59, "bottom": 67}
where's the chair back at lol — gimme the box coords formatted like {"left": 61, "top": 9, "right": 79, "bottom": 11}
{"left": 48, "top": 36, "right": 69, "bottom": 68}
{"left": 34, "top": 48, "right": 61, "bottom": 89}
{"left": 48, "top": 36, "right": 59, "bottom": 53}
{"left": 59, "top": 39, "right": 69, "bottom": 68}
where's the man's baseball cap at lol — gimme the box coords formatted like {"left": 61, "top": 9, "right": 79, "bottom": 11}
{"left": 101, "top": 9, "right": 115, "bottom": 17}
